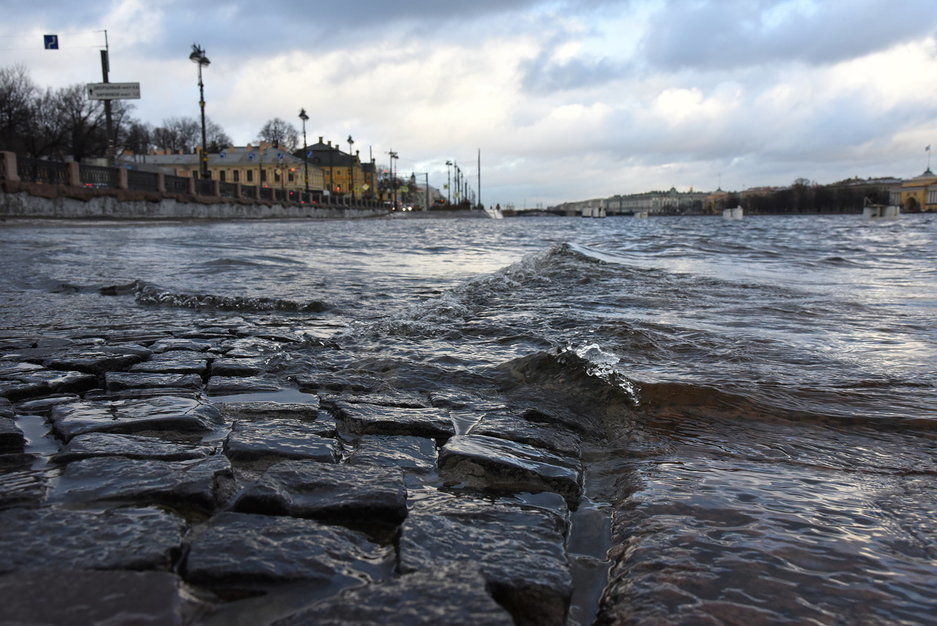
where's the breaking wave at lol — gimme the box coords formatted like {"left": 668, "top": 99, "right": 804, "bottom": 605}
{"left": 99, "top": 280, "right": 330, "bottom": 313}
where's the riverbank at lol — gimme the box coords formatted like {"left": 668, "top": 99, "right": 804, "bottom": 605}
{"left": 0, "top": 189, "right": 387, "bottom": 221}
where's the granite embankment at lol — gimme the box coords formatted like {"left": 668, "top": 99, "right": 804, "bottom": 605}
{"left": 0, "top": 320, "right": 612, "bottom": 625}
{"left": 0, "top": 187, "right": 386, "bottom": 220}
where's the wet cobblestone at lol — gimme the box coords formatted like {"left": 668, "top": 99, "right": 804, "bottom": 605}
{"left": 0, "top": 326, "right": 593, "bottom": 624}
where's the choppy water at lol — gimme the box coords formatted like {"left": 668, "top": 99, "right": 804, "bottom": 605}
{"left": 1, "top": 214, "right": 935, "bottom": 623}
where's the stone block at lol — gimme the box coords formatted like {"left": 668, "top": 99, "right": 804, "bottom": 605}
{"left": 130, "top": 358, "right": 208, "bottom": 376}
{"left": 50, "top": 396, "right": 223, "bottom": 442}
{"left": 346, "top": 435, "right": 437, "bottom": 474}
{"left": 184, "top": 511, "right": 386, "bottom": 588}
{"left": 54, "top": 432, "right": 210, "bottom": 463}
{"left": 0, "top": 417, "right": 25, "bottom": 454}
{"left": 206, "top": 376, "right": 279, "bottom": 394}
{"left": 232, "top": 460, "right": 407, "bottom": 526}
{"left": 470, "top": 411, "right": 582, "bottom": 459}
{"left": 0, "top": 506, "right": 185, "bottom": 572}
{"left": 277, "top": 563, "right": 513, "bottom": 625}
{"left": 53, "top": 455, "right": 232, "bottom": 512}
{"left": 399, "top": 496, "right": 572, "bottom": 626}
{"left": 438, "top": 434, "right": 582, "bottom": 508}
{"left": 43, "top": 344, "right": 151, "bottom": 374}
{"left": 225, "top": 419, "right": 338, "bottom": 463}
{"left": 211, "top": 357, "right": 266, "bottom": 377}
{"left": 106, "top": 372, "right": 202, "bottom": 391}
{"left": 0, "top": 569, "right": 205, "bottom": 625}
{"left": 332, "top": 400, "right": 454, "bottom": 442}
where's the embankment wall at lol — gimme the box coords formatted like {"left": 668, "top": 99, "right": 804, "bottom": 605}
{"left": 0, "top": 188, "right": 386, "bottom": 220}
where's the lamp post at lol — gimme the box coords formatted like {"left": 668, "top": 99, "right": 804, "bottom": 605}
{"left": 347, "top": 135, "right": 355, "bottom": 203}
{"left": 445, "top": 160, "right": 452, "bottom": 206}
{"left": 298, "top": 108, "right": 309, "bottom": 193}
{"left": 189, "top": 43, "right": 210, "bottom": 180}
{"left": 388, "top": 150, "right": 398, "bottom": 210}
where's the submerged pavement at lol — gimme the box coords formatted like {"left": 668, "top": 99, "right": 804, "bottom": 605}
{"left": 0, "top": 321, "right": 609, "bottom": 625}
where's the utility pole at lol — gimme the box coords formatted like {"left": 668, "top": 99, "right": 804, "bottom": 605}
{"left": 189, "top": 43, "right": 210, "bottom": 180}
{"left": 477, "top": 149, "right": 481, "bottom": 209}
{"left": 99, "top": 30, "right": 114, "bottom": 165}
{"left": 298, "top": 108, "right": 309, "bottom": 192}
{"left": 387, "top": 150, "right": 398, "bottom": 209}
{"left": 445, "top": 160, "right": 452, "bottom": 205}
{"left": 347, "top": 135, "right": 355, "bottom": 202}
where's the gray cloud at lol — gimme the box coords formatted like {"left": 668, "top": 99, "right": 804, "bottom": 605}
{"left": 521, "top": 44, "right": 630, "bottom": 93}
{"left": 640, "top": 0, "right": 937, "bottom": 71}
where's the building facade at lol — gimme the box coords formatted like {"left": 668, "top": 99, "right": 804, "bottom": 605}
{"left": 299, "top": 138, "right": 376, "bottom": 199}
{"left": 126, "top": 145, "right": 325, "bottom": 192}
{"left": 605, "top": 188, "right": 708, "bottom": 215}
{"left": 890, "top": 169, "right": 937, "bottom": 212}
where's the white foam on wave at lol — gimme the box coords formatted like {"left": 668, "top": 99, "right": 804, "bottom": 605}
{"left": 566, "top": 342, "right": 640, "bottom": 406}
{"left": 565, "top": 242, "right": 634, "bottom": 266}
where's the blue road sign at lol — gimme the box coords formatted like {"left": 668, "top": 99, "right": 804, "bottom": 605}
{"left": 43, "top": 35, "right": 58, "bottom": 50}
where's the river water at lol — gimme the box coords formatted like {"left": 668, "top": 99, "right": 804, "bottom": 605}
{"left": 1, "top": 213, "right": 935, "bottom": 623}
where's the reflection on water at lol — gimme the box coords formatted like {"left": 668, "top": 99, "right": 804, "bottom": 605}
{"left": 1, "top": 214, "right": 935, "bottom": 622}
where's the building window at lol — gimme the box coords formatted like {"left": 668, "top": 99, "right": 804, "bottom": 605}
{"left": 288, "top": 170, "right": 295, "bottom": 183}
{"left": 220, "top": 170, "right": 226, "bottom": 182}
{"left": 247, "top": 170, "right": 253, "bottom": 183}
{"left": 234, "top": 170, "right": 240, "bottom": 182}
{"left": 928, "top": 189, "right": 937, "bottom": 204}
{"left": 275, "top": 170, "right": 281, "bottom": 183}
{"left": 260, "top": 170, "right": 267, "bottom": 183}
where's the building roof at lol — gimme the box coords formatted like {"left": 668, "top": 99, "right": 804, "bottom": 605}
{"left": 297, "top": 142, "right": 358, "bottom": 167}
{"left": 126, "top": 146, "right": 306, "bottom": 168}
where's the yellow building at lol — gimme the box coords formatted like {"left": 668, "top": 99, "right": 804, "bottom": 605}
{"left": 704, "top": 189, "right": 730, "bottom": 213}
{"left": 302, "top": 138, "right": 376, "bottom": 199}
{"left": 134, "top": 144, "right": 325, "bottom": 192}
{"left": 891, "top": 169, "right": 937, "bottom": 212}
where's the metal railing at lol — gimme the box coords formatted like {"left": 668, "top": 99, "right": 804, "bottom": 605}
{"left": 220, "top": 181, "right": 237, "bottom": 198}
{"left": 165, "top": 174, "right": 189, "bottom": 194}
{"left": 79, "top": 163, "right": 119, "bottom": 188}
{"left": 2, "top": 152, "right": 387, "bottom": 212}
{"left": 17, "top": 157, "right": 69, "bottom": 185}
{"left": 195, "top": 178, "right": 214, "bottom": 196}
{"left": 127, "top": 169, "right": 159, "bottom": 192}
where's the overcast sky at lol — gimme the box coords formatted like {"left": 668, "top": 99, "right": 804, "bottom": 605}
{"left": 4, "top": 0, "right": 937, "bottom": 207}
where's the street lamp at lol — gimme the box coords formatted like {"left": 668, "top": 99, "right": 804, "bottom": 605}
{"left": 298, "top": 108, "right": 309, "bottom": 192}
{"left": 388, "top": 150, "right": 399, "bottom": 210}
{"left": 347, "top": 135, "right": 355, "bottom": 203}
{"left": 189, "top": 43, "right": 210, "bottom": 180}
{"left": 445, "top": 160, "right": 452, "bottom": 206}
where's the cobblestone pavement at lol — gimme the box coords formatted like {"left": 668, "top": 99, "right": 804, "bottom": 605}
{"left": 0, "top": 320, "right": 614, "bottom": 625}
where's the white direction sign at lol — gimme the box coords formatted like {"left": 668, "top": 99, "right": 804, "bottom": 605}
{"left": 87, "top": 82, "right": 140, "bottom": 100}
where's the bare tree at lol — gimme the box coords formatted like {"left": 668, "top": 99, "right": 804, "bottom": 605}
{"left": 257, "top": 118, "right": 298, "bottom": 151}
{"left": 54, "top": 84, "right": 104, "bottom": 161}
{"left": 122, "top": 121, "right": 153, "bottom": 158}
{"left": 0, "top": 65, "right": 37, "bottom": 153}
{"left": 152, "top": 116, "right": 230, "bottom": 154}
{"left": 152, "top": 116, "right": 200, "bottom": 153}
{"left": 206, "top": 119, "right": 231, "bottom": 152}
{"left": 21, "top": 87, "right": 67, "bottom": 157}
